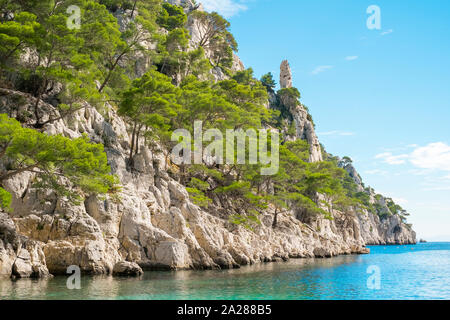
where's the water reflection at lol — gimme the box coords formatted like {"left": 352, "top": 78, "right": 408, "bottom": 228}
{"left": 0, "top": 278, "right": 50, "bottom": 299}
{"left": 1, "top": 243, "right": 449, "bottom": 300}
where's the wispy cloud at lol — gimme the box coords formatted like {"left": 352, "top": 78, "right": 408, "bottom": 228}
{"left": 375, "top": 142, "right": 450, "bottom": 171}
{"left": 311, "top": 65, "right": 333, "bottom": 75}
{"left": 318, "top": 130, "right": 355, "bottom": 136}
{"left": 381, "top": 29, "right": 394, "bottom": 36}
{"left": 364, "top": 169, "right": 389, "bottom": 176}
{"left": 200, "top": 0, "right": 248, "bottom": 18}
{"left": 392, "top": 197, "right": 409, "bottom": 206}
{"left": 408, "top": 168, "right": 430, "bottom": 176}
{"left": 345, "top": 56, "right": 358, "bottom": 61}
{"left": 410, "top": 142, "right": 450, "bottom": 171}
{"left": 422, "top": 185, "right": 450, "bottom": 191}
{"left": 375, "top": 152, "right": 409, "bottom": 165}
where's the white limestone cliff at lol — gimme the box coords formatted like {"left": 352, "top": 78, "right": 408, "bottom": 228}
{"left": 278, "top": 60, "right": 323, "bottom": 163}
{"left": 0, "top": 3, "right": 415, "bottom": 279}
{"left": 0, "top": 88, "right": 415, "bottom": 279}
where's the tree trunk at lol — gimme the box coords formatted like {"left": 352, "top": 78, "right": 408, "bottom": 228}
{"left": 135, "top": 124, "right": 143, "bottom": 155}
{"left": 130, "top": 0, "right": 137, "bottom": 18}
{"left": 98, "top": 50, "right": 127, "bottom": 93}
{"left": 272, "top": 209, "right": 279, "bottom": 228}
{"left": 33, "top": 94, "right": 43, "bottom": 128}
{"left": 0, "top": 164, "right": 39, "bottom": 184}
{"left": 129, "top": 122, "right": 137, "bottom": 165}
{"left": 4, "top": 41, "right": 22, "bottom": 61}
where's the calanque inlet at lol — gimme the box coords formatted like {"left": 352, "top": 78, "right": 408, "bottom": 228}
{"left": 0, "top": 0, "right": 415, "bottom": 279}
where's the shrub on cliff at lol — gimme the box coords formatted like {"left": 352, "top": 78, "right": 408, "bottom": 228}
{"left": 157, "top": 2, "right": 187, "bottom": 31}
{"left": 0, "top": 114, "right": 118, "bottom": 207}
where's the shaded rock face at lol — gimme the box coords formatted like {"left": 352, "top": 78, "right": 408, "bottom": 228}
{"left": 339, "top": 161, "right": 364, "bottom": 192}
{"left": 112, "top": 261, "right": 143, "bottom": 276}
{"left": 208, "top": 53, "right": 244, "bottom": 82}
{"left": 358, "top": 212, "right": 416, "bottom": 245}
{"left": 278, "top": 60, "right": 323, "bottom": 163}
{"left": 112, "top": 10, "right": 156, "bottom": 79}
{"left": 0, "top": 212, "right": 50, "bottom": 278}
{"left": 338, "top": 159, "right": 416, "bottom": 245}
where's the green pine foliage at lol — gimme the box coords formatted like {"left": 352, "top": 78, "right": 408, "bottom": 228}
{"left": 0, "top": 0, "right": 409, "bottom": 229}
{"left": 0, "top": 114, "right": 118, "bottom": 206}
{"left": 260, "top": 72, "right": 276, "bottom": 91}
{"left": 0, "top": 187, "right": 12, "bottom": 210}
{"left": 157, "top": 2, "right": 187, "bottom": 31}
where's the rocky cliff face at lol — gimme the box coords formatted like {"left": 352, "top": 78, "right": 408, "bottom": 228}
{"left": 338, "top": 159, "right": 416, "bottom": 245}
{"left": 279, "top": 60, "right": 323, "bottom": 163}
{"left": 0, "top": 84, "right": 415, "bottom": 279}
{"left": 358, "top": 212, "right": 416, "bottom": 245}
{"left": 0, "top": 2, "right": 415, "bottom": 279}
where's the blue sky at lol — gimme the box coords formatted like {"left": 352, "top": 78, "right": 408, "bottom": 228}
{"left": 203, "top": 0, "right": 450, "bottom": 241}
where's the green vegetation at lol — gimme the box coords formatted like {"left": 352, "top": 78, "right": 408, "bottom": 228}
{"left": 0, "top": 114, "right": 117, "bottom": 206}
{"left": 119, "top": 69, "right": 177, "bottom": 163}
{"left": 0, "top": 187, "right": 11, "bottom": 210}
{"left": 157, "top": 2, "right": 187, "bottom": 31}
{"left": 0, "top": 0, "right": 409, "bottom": 230}
{"left": 260, "top": 72, "right": 276, "bottom": 92}
{"left": 190, "top": 10, "right": 237, "bottom": 69}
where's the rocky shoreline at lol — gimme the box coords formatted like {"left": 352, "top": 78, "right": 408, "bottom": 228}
{"left": 0, "top": 88, "right": 415, "bottom": 279}
{"left": 0, "top": 0, "right": 415, "bottom": 280}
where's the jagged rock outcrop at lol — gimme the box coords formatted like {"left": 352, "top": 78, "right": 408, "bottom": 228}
{"left": 232, "top": 53, "right": 245, "bottom": 72}
{"left": 278, "top": 60, "right": 323, "bottom": 163}
{"left": 358, "top": 212, "right": 416, "bottom": 245}
{"left": 280, "top": 60, "right": 293, "bottom": 89}
{"left": 338, "top": 159, "right": 416, "bottom": 245}
{"left": 0, "top": 212, "right": 50, "bottom": 279}
{"left": 165, "top": 0, "right": 201, "bottom": 13}
{"left": 338, "top": 160, "right": 364, "bottom": 192}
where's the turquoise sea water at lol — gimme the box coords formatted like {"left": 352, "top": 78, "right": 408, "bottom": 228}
{"left": 1, "top": 242, "right": 449, "bottom": 300}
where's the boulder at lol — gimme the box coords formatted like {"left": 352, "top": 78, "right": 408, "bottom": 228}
{"left": 12, "top": 249, "right": 33, "bottom": 278}
{"left": 113, "top": 261, "right": 143, "bottom": 277}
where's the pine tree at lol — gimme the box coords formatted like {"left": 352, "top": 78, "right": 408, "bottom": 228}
{"left": 0, "top": 114, "right": 117, "bottom": 207}
{"left": 260, "top": 72, "right": 276, "bottom": 92}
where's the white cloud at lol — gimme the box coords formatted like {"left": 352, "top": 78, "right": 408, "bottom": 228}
{"left": 311, "top": 65, "right": 333, "bottom": 75}
{"left": 375, "top": 142, "right": 450, "bottom": 174}
{"left": 381, "top": 29, "right": 393, "bottom": 36}
{"left": 422, "top": 185, "right": 450, "bottom": 191}
{"left": 345, "top": 56, "right": 358, "bottom": 61}
{"left": 408, "top": 168, "right": 430, "bottom": 176}
{"left": 392, "top": 197, "right": 408, "bottom": 205}
{"left": 200, "top": 0, "right": 248, "bottom": 18}
{"left": 413, "top": 171, "right": 450, "bottom": 192}
{"left": 364, "top": 169, "right": 389, "bottom": 176}
{"left": 410, "top": 142, "right": 450, "bottom": 171}
{"left": 318, "top": 130, "right": 355, "bottom": 136}
{"left": 375, "top": 152, "right": 409, "bottom": 165}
